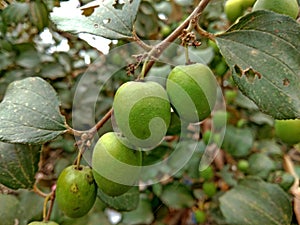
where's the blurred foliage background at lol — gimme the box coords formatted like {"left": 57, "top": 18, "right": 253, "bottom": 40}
{"left": 0, "top": 0, "right": 299, "bottom": 224}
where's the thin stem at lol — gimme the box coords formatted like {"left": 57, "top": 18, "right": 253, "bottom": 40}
{"left": 89, "top": 108, "right": 113, "bottom": 136}
{"left": 184, "top": 44, "right": 191, "bottom": 64}
{"left": 144, "top": 0, "right": 213, "bottom": 75}
{"left": 43, "top": 193, "right": 52, "bottom": 221}
{"left": 133, "top": 30, "right": 153, "bottom": 51}
{"left": 45, "top": 193, "right": 55, "bottom": 222}
{"left": 195, "top": 23, "right": 215, "bottom": 41}
{"left": 33, "top": 183, "right": 48, "bottom": 198}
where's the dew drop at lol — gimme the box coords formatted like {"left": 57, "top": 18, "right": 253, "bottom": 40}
{"left": 94, "top": 23, "right": 99, "bottom": 28}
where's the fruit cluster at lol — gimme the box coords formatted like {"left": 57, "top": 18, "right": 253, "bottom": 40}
{"left": 51, "top": 63, "right": 217, "bottom": 219}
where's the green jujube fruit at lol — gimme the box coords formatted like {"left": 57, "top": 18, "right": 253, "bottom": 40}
{"left": 275, "top": 119, "right": 300, "bottom": 145}
{"left": 166, "top": 63, "right": 217, "bottom": 123}
{"left": 92, "top": 132, "right": 142, "bottom": 197}
{"left": 55, "top": 165, "right": 97, "bottom": 218}
{"left": 28, "top": 222, "right": 59, "bottom": 225}
{"left": 253, "top": 0, "right": 299, "bottom": 19}
{"left": 113, "top": 81, "right": 171, "bottom": 149}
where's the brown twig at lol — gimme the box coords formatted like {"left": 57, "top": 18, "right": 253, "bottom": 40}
{"left": 283, "top": 154, "right": 300, "bottom": 224}
{"left": 195, "top": 23, "right": 215, "bottom": 41}
{"left": 144, "top": 0, "right": 213, "bottom": 75}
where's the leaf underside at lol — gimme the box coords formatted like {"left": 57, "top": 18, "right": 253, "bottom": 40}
{"left": 216, "top": 11, "right": 300, "bottom": 119}
{"left": 50, "top": 0, "right": 141, "bottom": 40}
{"left": 0, "top": 77, "right": 66, "bottom": 144}
{"left": 220, "top": 177, "right": 292, "bottom": 225}
{"left": 0, "top": 142, "right": 41, "bottom": 190}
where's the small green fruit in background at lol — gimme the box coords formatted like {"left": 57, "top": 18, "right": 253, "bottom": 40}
{"left": 203, "top": 181, "right": 217, "bottom": 197}
{"left": 275, "top": 119, "right": 300, "bottom": 145}
{"left": 225, "top": 0, "right": 257, "bottom": 22}
{"left": 225, "top": 0, "right": 244, "bottom": 22}
{"left": 224, "top": 89, "right": 237, "bottom": 104}
{"left": 166, "top": 63, "right": 217, "bottom": 123}
{"left": 237, "top": 159, "right": 249, "bottom": 172}
{"left": 241, "top": 0, "right": 256, "bottom": 8}
{"left": 113, "top": 81, "right": 171, "bottom": 149}
{"left": 56, "top": 165, "right": 97, "bottom": 218}
{"left": 194, "top": 210, "right": 206, "bottom": 223}
{"left": 92, "top": 132, "right": 142, "bottom": 196}
{"left": 28, "top": 222, "right": 59, "bottom": 225}
{"left": 199, "top": 166, "right": 214, "bottom": 180}
{"left": 252, "top": 0, "right": 299, "bottom": 19}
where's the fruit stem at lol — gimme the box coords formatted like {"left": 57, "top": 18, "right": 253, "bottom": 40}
{"left": 75, "top": 144, "right": 84, "bottom": 169}
{"left": 195, "top": 23, "right": 215, "bottom": 41}
{"left": 184, "top": 44, "right": 191, "bottom": 64}
{"left": 138, "top": 58, "right": 150, "bottom": 80}
{"left": 143, "top": 0, "right": 213, "bottom": 75}
{"left": 33, "top": 183, "right": 48, "bottom": 198}
{"left": 43, "top": 192, "right": 52, "bottom": 221}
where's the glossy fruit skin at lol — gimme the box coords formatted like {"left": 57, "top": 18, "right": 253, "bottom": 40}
{"left": 113, "top": 81, "right": 171, "bottom": 149}
{"left": 166, "top": 63, "right": 217, "bottom": 123}
{"left": 28, "top": 222, "right": 59, "bottom": 225}
{"left": 275, "top": 119, "right": 300, "bottom": 145}
{"left": 92, "top": 132, "right": 142, "bottom": 197}
{"left": 253, "top": 0, "right": 299, "bottom": 19}
{"left": 242, "top": 0, "right": 256, "bottom": 8}
{"left": 225, "top": 0, "right": 257, "bottom": 22}
{"left": 225, "top": 0, "right": 244, "bottom": 22}
{"left": 56, "top": 165, "right": 97, "bottom": 218}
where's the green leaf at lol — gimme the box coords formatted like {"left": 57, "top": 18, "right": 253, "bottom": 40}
{"left": 122, "top": 195, "right": 154, "bottom": 225}
{"left": 160, "top": 182, "right": 194, "bottom": 209}
{"left": 216, "top": 11, "right": 300, "bottom": 119}
{"left": 97, "top": 186, "right": 140, "bottom": 211}
{"left": 0, "top": 194, "right": 21, "bottom": 225}
{"left": 40, "top": 63, "right": 66, "bottom": 79}
{"left": 248, "top": 153, "right": 275, "bottom": 179}
{"left": 2, "top": 2, "right": 29, "bottom": 23}
{"left": 222, "top": 125, "right": 253, "bottom": 157}
{"left": 18, "top": 190, "right": 44, "bottom": 223}
{"left": 0, "top": 77, "right": 67, "bottom": 144}
{"left": 220, "top": 177, "right": 292, "bottom": 225}
{"left": 50, "top": 0, "right": 141, "bottom": 39}
{"left": 0, "top": 142, "right": 40, "bottom": 190}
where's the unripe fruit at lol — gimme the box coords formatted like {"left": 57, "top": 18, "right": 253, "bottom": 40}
{"left": 225, "top": 0, "right": 244, "bottom": 22}
{"left": 113, "top": 81, "right": 171, "bottom": 149}
{"left": 199, "top": 166, "right": 214, "bottom": 180}
{"left": 166, "top": 63, "right": 217, "bottom": 123}
{"left": 203, "top": 181, "right": 217, "bottom": 197}
{"left": 237, "top": 159, "right": 249, "bottom": 172}
{"left": 194, "top": 210, "right": 206, "bottom": 223}
{"left": 56, "top": 165, "right": 97, "bottom": 218}
{"left": 242, "top": 0, "right": 256, "bottom": 9}
{"left": 275, "top": 119, "right": 300, "bottom": 145}
{"left": 28, "top": 222, "right": 59, "bottom": 225}
{"left": 92, "top": 132, "right": 142, "bottom": 196}
{"left": 253, "top": 0, "right": 299, "bottom": 19}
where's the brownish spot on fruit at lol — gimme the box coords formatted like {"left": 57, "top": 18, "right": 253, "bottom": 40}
{"left": 70, "top": 183, "right": 78, "bottom": 193}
